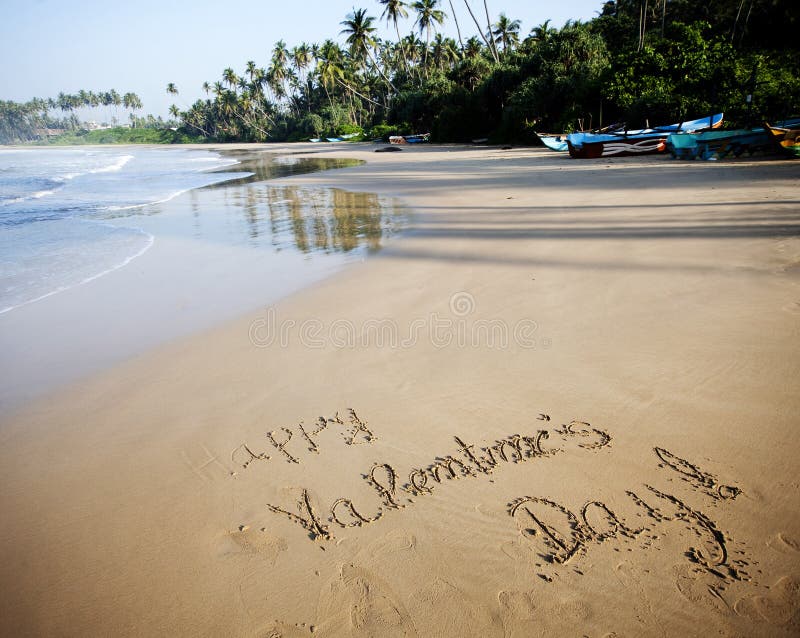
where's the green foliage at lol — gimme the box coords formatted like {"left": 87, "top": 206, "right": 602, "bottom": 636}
{"left": 14, "top": 1, "right": 794, "bottom": 146}
{"left": 337, "top": 123, "right": 364, "bottom": 136}
{"left": 44, "top": 127, "right": 205, "bottom": 145}
{"left": 367, "top": 123, "right": 407, "bottom": 140}
{"left": 150, "top": 0, "right": 799, "bottom": 144}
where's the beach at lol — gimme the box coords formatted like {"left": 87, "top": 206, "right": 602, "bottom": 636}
{"left": 0, "top": 144, "right": 799, "bottom": 637}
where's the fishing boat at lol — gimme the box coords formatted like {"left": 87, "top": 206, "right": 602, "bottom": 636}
{"left": 765, "top": 119, "right": 800, "bottom": 158}
{"left": 537, "top": 134, "right": 569, "bottom": 152}
{"left": 566, "top": 113, "right": 723, "bottom": 159}
{"left": 389, "top": 133, "right": 431, "bottom": 145}
{"left": 536, "top": 123, "right": 626, "bottom": 152}
{"left": 667, "top": 127, "right": 771, "bottom": 160}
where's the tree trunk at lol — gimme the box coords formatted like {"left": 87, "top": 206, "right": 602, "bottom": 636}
{"left": 463, "top": 0, "right": 498, "bottom": 62}
{"left": 482, "top": 0, "right": 500, "bottom": 61}
{"left": 395, "top": 23, "right": 411, "bottom": 77}
{"left": 448, "top": 0, "right": 465, "bottom": 51}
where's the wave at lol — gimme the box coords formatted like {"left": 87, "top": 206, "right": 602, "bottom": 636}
{"left": 199, "top": 161, "right": 241, "bottom": 173}
{"left": 88, "top": 154, "right": 134, "bottom": 174}
{"left": 61, "top": 154, "right": 134, "bottom": 181}
{"left": 0, "top": 188, "right": 58, "bottom": 207}
{"left": 105, "top": 187, "right": 194, "bottom": 212}
{"left": 187, "top": 155, "right": 236, "bottom": 163}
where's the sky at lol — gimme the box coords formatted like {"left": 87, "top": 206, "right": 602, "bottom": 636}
{"left": 0, "top": 0, "right": 604, "bottom": 118}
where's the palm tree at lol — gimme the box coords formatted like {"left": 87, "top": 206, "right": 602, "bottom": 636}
{"left": 315, "top": 39, "right": 345, "bottom": 110}
{"left": 272, "top": 40, "right": 290, "bottom": 74}
{"left": 169, "top": 104, "right": 180, "bottom": 120}
{"left": 340, "top": 9, "right": 396, "bottom": 92}
{"left": 529, "top": 19, "right": 554, "bottom": 44}
{"left": 412, "top": 0, "right": 446, "bottom": 77}
{"left": 222, "top": 68, "right": 238, "bottom": 90}
{"left": 271, "top": 41, "right": 292, "bottom": 101}
{"left": 491, "top": 13, "right": 521, "bottom": 55}
{"left": 245, "top": 60, "right": 258, "bottom": 82}
{"left": 291, "top": 44, "right": 313, "bottom": 83}
{"left": 431, "top": 34, "right": 459, "bottom": 71}
{"left": 463, "top": 35, "right": 483, "bottom": 58}
{"left": 462, "top": 1, "right": 498, "bottom": 62}
{"left": 166, "top": 83, "right": 178, "bottom": 97}
{"left": 122, "top": 92, "right": 142, "bottom": 124}
{"left": 378, "top": 0, "right": 411, "bottom": 76}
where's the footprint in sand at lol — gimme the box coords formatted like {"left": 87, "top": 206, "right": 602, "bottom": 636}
{"left": 767, "top": 532, "right": 800, "bottom": 555}
{"left": 673, "top": 564, "right": 730, "bottom": 616}
{"left": 409, "top": 578, "right": 499, "bottom": 636}
{"left": 365, "top": 528, "right": 417, "bottom": 555}
{"left": 223, "top": 527, "right": 288, "bottom": 565}
{"left": 612, "top": 560, "right": 665, "bottom": 631}
{"left": 316, "top": 563, "right": 419, "bottom": 637}
{"left": 734, "top": 575, "right": 800, "bottom": 630}
{"left": 498, "top": 590, "right": 538, "bottom": 637}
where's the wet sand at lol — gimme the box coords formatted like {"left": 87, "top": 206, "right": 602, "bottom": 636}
{"left": 0, "top": 144, "right": 799, "bottom": 637}
{"left": 0, "top": 153, "right": 402, "bottom": 411}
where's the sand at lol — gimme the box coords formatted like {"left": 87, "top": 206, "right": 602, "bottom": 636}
{"left": 0, "top": 145, "right": 799, "bottom": 637}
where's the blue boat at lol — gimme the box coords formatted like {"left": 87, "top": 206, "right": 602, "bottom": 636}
{"left": 404, "top": 133, "right": 430, "bottom": 144}
{"left": 538, "top": 134, "right": 569, "bottom": 152}
{"left": 567, "top": 113, "right": 724, "bottom": 158}
{"left": 536, "top": 123, "right": 626, "bottom": 152}
{"left": 390, "top": 133, "right": 430, "bottom": 144}
{"left": 667, "top": 128, "right": 771, "bottom": 160}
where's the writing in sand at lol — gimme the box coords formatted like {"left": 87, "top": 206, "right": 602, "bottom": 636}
{"left": 230, "top": 409, "right": 752, "bottom": 587}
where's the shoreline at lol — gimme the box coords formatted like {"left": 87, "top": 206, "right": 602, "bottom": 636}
{"left": 1, "top": 146, "right": 799, "bottom": 636}
{"left": 0, "top": 145, "right": 399, "bottom": 414}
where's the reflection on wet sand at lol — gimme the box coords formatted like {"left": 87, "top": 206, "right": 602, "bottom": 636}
{"left": 100, "top": 152, "right": 401, "bottom": 256}
{"left": 227, "top": 184, "right": 402, "bottom": 254}
{"left": 209, "top": 151, "right": 364, "bottom": 187}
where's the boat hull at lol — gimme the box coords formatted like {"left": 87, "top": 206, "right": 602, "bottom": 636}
{"left": 567, "top": 113, "right": 723, "bottom": 159}
{"left": 567, "top": 136, "right": 667, "bottom": 158}
{"left": 766, "top": 123, "right": 800, "bottom": 158}
{"left": 389, "top": 133, "right": 430, "bottom": 144}
{"left": 537, "top": 134, "right": 569, "bottom": 152}
{"left": 667, "top": 129, "right": 771, "bottom": 160}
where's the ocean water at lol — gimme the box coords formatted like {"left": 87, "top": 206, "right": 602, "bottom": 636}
{"left": 0, "top": 146, "right": 403, "bottom": 411}
{"left": 0, "top": 147, "right": 246, "bottom": 314}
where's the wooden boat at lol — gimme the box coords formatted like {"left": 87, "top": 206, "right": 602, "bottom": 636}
{"left": 389, "top": 133, "right": 431, "bottom": 145}
{"left": 765, "top": 119, "right": 800, "bottom": 158}
{"left": 667, "top": 128, "right": 772, "bottom": 160}
{"left": 567, "top": 113, "right": 723, "bottom": 159}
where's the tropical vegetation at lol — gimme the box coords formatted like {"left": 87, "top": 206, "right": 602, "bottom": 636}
{"left": 0, "top": 90, "right": 146, "bottom": 144}
{"left": 2, "top": 1, "right": 797, "bottom": 145}
{"left": 162, "top": 0, "right": 798, "bottom": 143}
